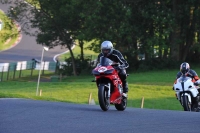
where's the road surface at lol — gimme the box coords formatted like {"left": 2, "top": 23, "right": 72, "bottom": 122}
{"left": 1, "top": 98, "right": 200, "bottom": 133}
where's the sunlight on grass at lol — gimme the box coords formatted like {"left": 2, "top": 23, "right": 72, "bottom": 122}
{"left": 0, "top": 81, "right": 183, "bottom": 111}
{"left": 1, "top": 59, "right": 197, "bottom": 111}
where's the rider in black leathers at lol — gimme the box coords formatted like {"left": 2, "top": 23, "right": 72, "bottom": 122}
{"left": 97, "top": 41, "right": 129, "bottom": 96}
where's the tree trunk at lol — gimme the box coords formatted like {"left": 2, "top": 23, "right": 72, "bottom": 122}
{"left": 79, "top": 40, "right": 84, "bottom": 61}
{"left": 62, "top": 37, "right": 77, "bottom": 76}
{"left": 182, "top": 5, "right": 197, "bottom": 61}
{"left": 170, "top": 0, "right": 181, "bottom": 61}
{"left": 68, "top": 43, "right": 77, "bottom": 76}
{"left": 163, "top": 37, "right": 169, "bottom": 59}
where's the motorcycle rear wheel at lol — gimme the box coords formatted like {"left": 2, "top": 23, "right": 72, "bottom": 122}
{"left": 115, "top": 97, "right": 127, "bottom": 111}
{"left": 98, "top": 85, "right": 110, "bottom": 111}
{"left": 182, "top": 95, "right": 191, "bottom": 111}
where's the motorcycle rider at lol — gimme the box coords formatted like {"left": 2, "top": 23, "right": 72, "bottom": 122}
{"left": 97, "top": 41, "right": 129, "bottom": 97}
{"left": 173, "top": 62, "right": 200, "bottom": 110}
{"left": 174, "top": 62, "right": 200, "bottom": 87}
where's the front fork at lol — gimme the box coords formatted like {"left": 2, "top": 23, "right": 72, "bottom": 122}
{"left": 104, "top": 83, "right": 111, "bottom": 98}
{"left": 98, "top": 83, "right": 111, "bottom": 98}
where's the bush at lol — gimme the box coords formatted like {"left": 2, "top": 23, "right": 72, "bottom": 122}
{"left": 136, "top": 58, "right": 181, "bottom": 72}
{"left": 57, "top": 55, "right": 93, "bottom": 76}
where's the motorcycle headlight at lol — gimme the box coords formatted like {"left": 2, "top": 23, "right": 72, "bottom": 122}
{"left": 92, "top": 70, "right": 100, "bottom": 75}
{"left": 104, "top": 69, "right": 114, "bottom": 74}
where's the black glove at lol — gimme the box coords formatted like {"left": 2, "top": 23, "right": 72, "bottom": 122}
{"left": 118, "top": 65, "right": 124, "bottom": 69}
{"left": 119, "top": 63, "right": 127, "bottom": 69}
{"left": 194, "top": 82, "right": 199, "bottom": 86}
{"left": 112, "top": 65, "right": 122, "bottom": 70}
{"left": 172, "top": 87, "right": 174, "bottom": 90}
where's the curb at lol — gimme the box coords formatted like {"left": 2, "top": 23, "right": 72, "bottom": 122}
{"left": 53, "top": 44, "right": 76, "bottom": 62}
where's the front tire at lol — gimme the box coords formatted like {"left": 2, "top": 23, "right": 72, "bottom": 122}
{"left": 115, "top": 97, "right": 127, "bottom": 111}
{"left": 182, "top": 95, "right": 191, "bottom": 111}
{"left": 98, "top": 84, "right": 110, "bottom": 111}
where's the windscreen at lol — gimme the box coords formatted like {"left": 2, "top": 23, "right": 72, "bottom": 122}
{"left": 178, "top": 76, "right": 191, "bottom": 82}
{"left": 99, "top": 57, "right": 113, "bottom": 66}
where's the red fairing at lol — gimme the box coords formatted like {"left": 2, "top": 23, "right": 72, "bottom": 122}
{"left": 93, "top": 64, "right": 123, "bottom": 104}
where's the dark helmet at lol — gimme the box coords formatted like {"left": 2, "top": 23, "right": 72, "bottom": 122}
{"left": 101, "top": 41, "right": 113, "bottom": 57}
{"left": 180, "top": 62, "right": 190, "bottom": 74}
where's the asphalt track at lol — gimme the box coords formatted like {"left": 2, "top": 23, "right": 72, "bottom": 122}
{"left": 0, "top": 3, "right": 68, "bottom": 63}
{"left": 1, "top": 98, "right": 200, "bottom": 133}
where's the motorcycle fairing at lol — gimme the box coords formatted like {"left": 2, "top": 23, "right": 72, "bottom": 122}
{"left": 96, "top": 75, "right": 122, "bottom": 104}
{"left": 94, "top": 57, "right": 123, "bottom": 104}
{"left": 174, "top": 76, "right": 199, "bottom": 100}
{"left": 92, "top": 66, "right": 114, "bottom": 75}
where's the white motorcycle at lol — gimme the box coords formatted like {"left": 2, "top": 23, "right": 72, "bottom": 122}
{"left": 173, "top": 75, "right": 200, "bottom": 111}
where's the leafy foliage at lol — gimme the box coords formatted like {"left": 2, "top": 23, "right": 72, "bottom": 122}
{"left": 2, "top": 0, "right": 200, "bottom": 71}
{"left": 58, "top": 55, "right": 92, "bottom": 76}
{"left": 0, "top": 10, "right": 18, "bottom": 48}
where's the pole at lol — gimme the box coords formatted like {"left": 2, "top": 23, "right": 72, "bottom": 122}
{"left": 31, "top": 61, "right": 34, "bottom": 77}
{"left": 36, "top": 48, "right": 44, "bottom": 96}
{"left": 141, "top": 97, "right": 144, "bottom": 108}
{"left": 88, "top": 92, "right": 92, "bottom": 104}
{"left": 1, "top": 66, "right": 4, "bottom": 82}
{"left": 7, "top": 65, "right": 10, "bottom": 81}
{"left": 13, "top": 64, "right": 16, "bottom": 79}
{"left": 19, "top": 63, "right": 22, "bottom": 78}
{"left": 42, "top": 61, "right": 45, "bottom": 75}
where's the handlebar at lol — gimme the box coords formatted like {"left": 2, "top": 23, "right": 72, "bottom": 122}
{"left": 111, "top": 62, "right": 120, "bottom": 66}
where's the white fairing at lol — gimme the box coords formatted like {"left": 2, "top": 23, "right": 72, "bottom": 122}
{"left": 174, "top": 76, "right": 199, "bottom": 102}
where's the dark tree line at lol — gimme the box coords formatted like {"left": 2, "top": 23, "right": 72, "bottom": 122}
{"left": 1, "top": 0, "right": 200, "bottom": 73}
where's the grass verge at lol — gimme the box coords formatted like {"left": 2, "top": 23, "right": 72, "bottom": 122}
{"left": 0, "top": 68, "right": 185, "bottom": 111}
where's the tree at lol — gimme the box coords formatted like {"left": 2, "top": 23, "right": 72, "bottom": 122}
{"left": 0, "top": 10, "right": 18, "bottom": 44}
{"left": 80, "top": 0, "right": 142, "bottom": 69}
{"left": 5, "top": 0, "right": 88, "bottom": 75}
{"left": 2, "top": 0, "right": 200, "bottom": 72}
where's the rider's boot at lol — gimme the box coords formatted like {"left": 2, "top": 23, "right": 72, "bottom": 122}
{"left": 193, "top": 95, "right": 200, "bottom": 112}
{"left": 122, "top": 80, "right": 128, "bottom": 98}
{"left": 196, "top": 95, "right": 200, "bottom": 111}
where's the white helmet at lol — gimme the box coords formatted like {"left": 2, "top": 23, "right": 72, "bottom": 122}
{"left": 101, "top": 41, "right": 113, "bottom": 57}
{"left": 180, "top": 62, "right": 190, "bottom": 74}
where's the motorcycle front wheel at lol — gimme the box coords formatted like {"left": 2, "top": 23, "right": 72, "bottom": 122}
{"left": 182, "top": 95, "right": 191, "bottom": 111}
{"left": 98, "top": 84, "right": 110, "bottom": 111}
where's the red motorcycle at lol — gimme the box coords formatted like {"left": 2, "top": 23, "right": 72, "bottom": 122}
{"left": 92, "top": 57, "right": 127, "bottom": 111}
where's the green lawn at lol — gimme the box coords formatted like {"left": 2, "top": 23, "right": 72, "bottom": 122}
{"left": 0, "top": 68, "right": 186, "bottom": 111}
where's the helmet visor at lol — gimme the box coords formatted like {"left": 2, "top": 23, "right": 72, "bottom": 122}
{"left": 181, "top": 69, "right": 189, "bottom": 74}
{"left": 102, "top": 49, "right": 111, "bottom": 56}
